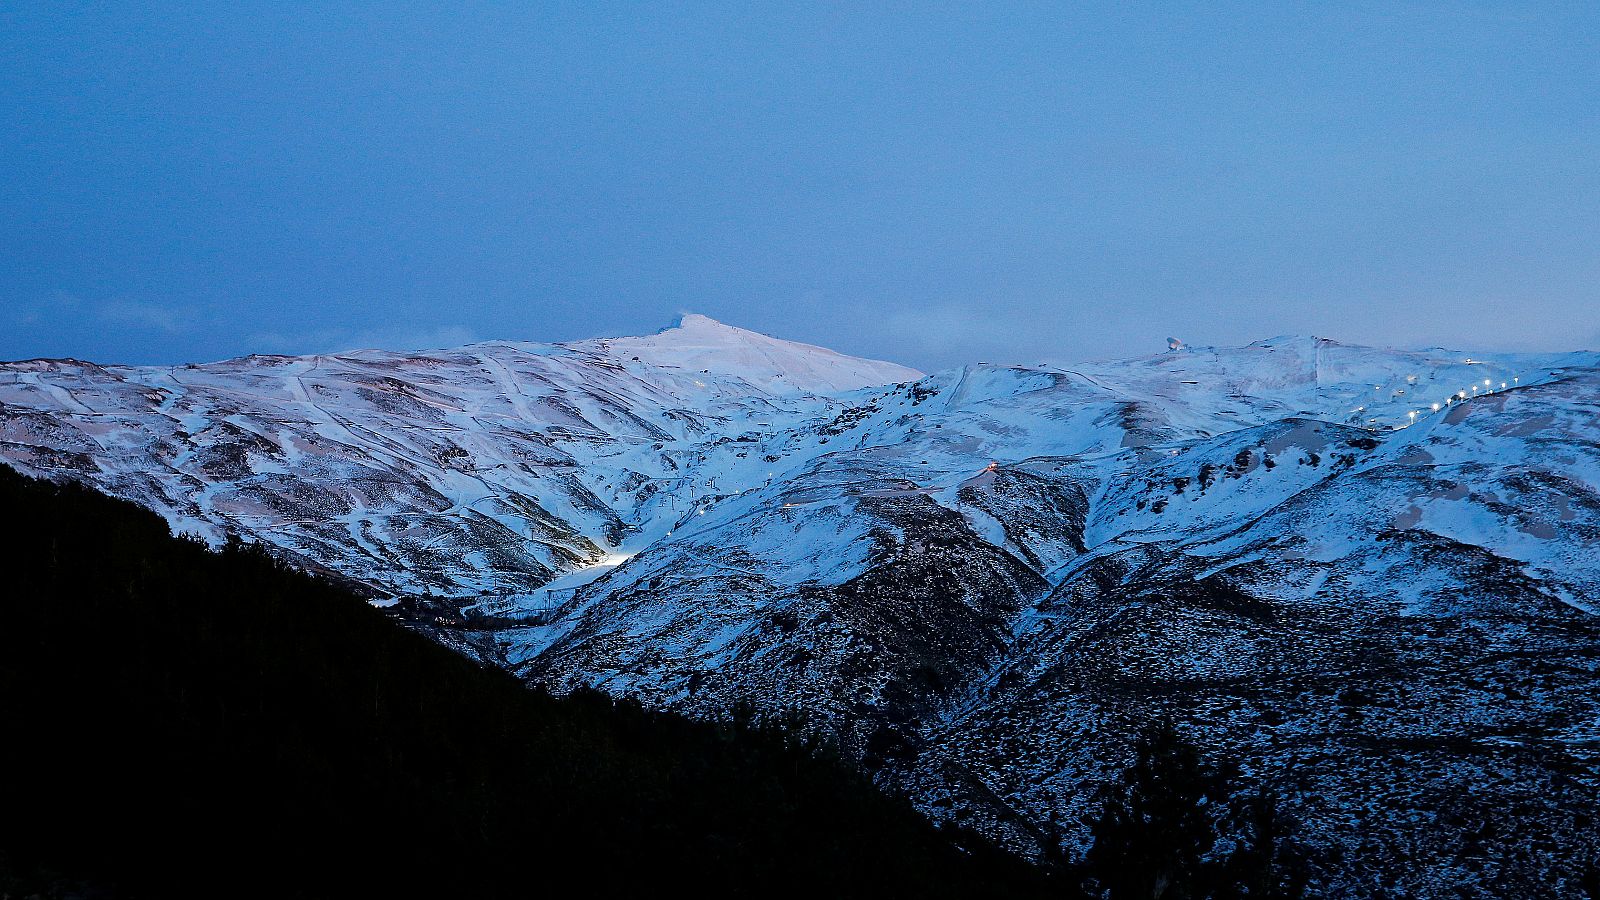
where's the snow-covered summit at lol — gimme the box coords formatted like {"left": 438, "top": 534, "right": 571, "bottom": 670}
{"left": 576, "top": 314, "right": 923, "bottom": 396}
{"left": 4, "top": 327, "right": 1600, "bottom": 898}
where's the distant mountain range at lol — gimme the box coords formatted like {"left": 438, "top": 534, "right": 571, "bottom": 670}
{"left": 5, "top": 316, "right": 1598, "bottom": 898}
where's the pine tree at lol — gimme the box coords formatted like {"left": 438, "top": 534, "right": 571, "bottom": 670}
{"left": 1082, "top": 722, "right": 1309, "bottom": 900}
{"left": 1214, "top": 790, "right": 1309, "bottom": 900}
{"left": 1084, "top": 721, "right": 1224, "bottom": 900}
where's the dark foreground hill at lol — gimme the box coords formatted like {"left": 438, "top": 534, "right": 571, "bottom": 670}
{"left": 0, "top": 466, "right": 1052, "bottom": 899}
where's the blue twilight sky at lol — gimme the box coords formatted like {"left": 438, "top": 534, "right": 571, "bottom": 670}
{"left": 2, "top": 2, "right": 1597, "bottom": 372}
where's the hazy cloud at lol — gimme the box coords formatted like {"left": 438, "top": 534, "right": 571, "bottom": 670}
{"left": 251, "top": 325, "right": 478, "bottom": 356}
{"left": 6, "top": 292, "right": 83, "bottom": 327}
{"left": 7, "top": 294, "right": 204, "bottom": 336}
{"left": 866, "top": 303, "right": 1091, "bottom": 370}
{"left": 883, "top": 305, "right": 1033, "bottom": 358}
{"left": 94, "top": 300, "right": 198, "bottom": 334}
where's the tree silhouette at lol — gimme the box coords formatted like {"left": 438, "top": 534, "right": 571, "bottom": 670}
{"left": 1083, "top": 722, "right": 1307, "bottom": 900}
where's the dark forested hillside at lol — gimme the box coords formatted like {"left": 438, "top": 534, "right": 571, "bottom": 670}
{"left": 0, "top": 466, "right": 1052, "bottom": 899}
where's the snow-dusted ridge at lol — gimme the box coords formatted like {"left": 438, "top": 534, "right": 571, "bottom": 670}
{"left": 0, "top": 315, "right": 924, "bottom": 597}
{"left": 4, "top": 323, "right": 1600, "bottom": 898}
{"left": 577, "top": 313, "right": 925, "bottom": 395}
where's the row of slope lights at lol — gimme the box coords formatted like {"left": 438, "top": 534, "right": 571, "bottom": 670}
{"left": 1403, "top": 376, "right": 1518, "bottom": 427}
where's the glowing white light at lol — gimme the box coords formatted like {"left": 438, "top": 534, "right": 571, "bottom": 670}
{"left": 1431, "top": 403, "right": 1439, "bottom": 412}
{"left": 586, "top": 552, "right": 633, "bottom": 570}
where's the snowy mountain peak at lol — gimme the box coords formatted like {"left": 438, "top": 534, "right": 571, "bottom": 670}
{"left": 5, "top": 328, "right": 1600, "bottom": 897}
{"left": 1247, "top": 334, "right": 1340, "bottom": 349}
{"left": 669, "top": 312, "right": 743, "bottom": 333}
{"left": 574, "top": 313, "right": 923, "bottom": 396}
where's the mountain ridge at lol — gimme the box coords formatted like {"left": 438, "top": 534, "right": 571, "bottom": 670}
{"left": 3, "top": 320, "right": 1599, "bottom": 897}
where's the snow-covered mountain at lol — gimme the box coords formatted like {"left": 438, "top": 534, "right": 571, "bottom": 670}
{"left": 0, "top": 316, "right": 920, "bottom": 600}
{"left": 4, "top": 320, "right": 1599, "bottom": 898}
{"left": 588, "top": 313, "right": 923, "bottom": 396}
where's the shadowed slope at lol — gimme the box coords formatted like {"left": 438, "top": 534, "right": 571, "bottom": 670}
{"left": 0, "top": 464, "right": 1052, "bottom": 899}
